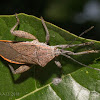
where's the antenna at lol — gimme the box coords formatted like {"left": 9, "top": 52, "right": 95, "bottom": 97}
{"left": 69, "top": 26, "right": 94, "bottom": 45}
{"left": 62, "top": 53, "right": 100, "bottom": 71}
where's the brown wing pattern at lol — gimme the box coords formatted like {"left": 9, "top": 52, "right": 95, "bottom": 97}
{"left": 0, "top": 41, "right": 55, "bottom": 66}
{"left": 9, "top": 42, "right": 55, "bottom": 66}
{"left": 0, "top": 41, "right": 37, "bottom": 64}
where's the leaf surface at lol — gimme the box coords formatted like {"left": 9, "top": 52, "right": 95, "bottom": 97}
{"left": 0, "top": 13, "right": 100, "bottom": 100}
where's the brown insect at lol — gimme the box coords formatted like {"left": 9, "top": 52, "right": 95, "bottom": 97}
{"left": 0, "top": 14, "right": 100, "bottom": 74}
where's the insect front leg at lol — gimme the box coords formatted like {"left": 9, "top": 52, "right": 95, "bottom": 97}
{"left": 41, "top": 17, "right": 50, "bottom": 44}
{"left": 8, "top": 64, "right": 31, "bottom": 74}
{"left": 10, "top": 13, "right": 37, "bottom": 40}
{"left": 54, "top": 60, "right": 62, "bottom": 68}
{"left": 55, "top": 42, "right": 94, "bottom": 48}
{"left": 66, "top": 50, "right": 100, "bottom": 55}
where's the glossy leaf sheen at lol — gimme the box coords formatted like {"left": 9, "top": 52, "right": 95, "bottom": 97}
{"left": 0, "top": 13, "right": 100, "bottom": 100}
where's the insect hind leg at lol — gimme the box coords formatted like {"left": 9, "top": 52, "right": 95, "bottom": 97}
{"left": 10, "top": 13, "right": 37, "bottom": 40}
{"left": 8, "top": 64, "right": 31, "bottom": 74}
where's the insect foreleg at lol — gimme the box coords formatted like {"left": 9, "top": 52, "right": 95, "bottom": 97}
{"left": 54, "top": 60, "right": 62, "bottom": 68}
{"left": 55, "top": 42, "right": 94, "bottom": 48}
{"left": 66, "top": 50, "right": 100, "bottom": 55}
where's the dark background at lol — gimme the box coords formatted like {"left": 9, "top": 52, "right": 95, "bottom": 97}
{"left": 0, "top": 0, "right": 100, "bottom": 40}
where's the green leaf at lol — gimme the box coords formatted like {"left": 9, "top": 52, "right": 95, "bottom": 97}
{"left": 0, "top": 13, "right": 100, "bottom": 100}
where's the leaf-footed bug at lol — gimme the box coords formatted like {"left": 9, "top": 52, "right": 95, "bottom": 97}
{"left": 0, "top": 14, "right": 100, "bottom": 76}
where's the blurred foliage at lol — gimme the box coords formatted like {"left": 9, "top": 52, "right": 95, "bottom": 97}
{"left": 0, "top": 0, "right": 100, "bottom": 40}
